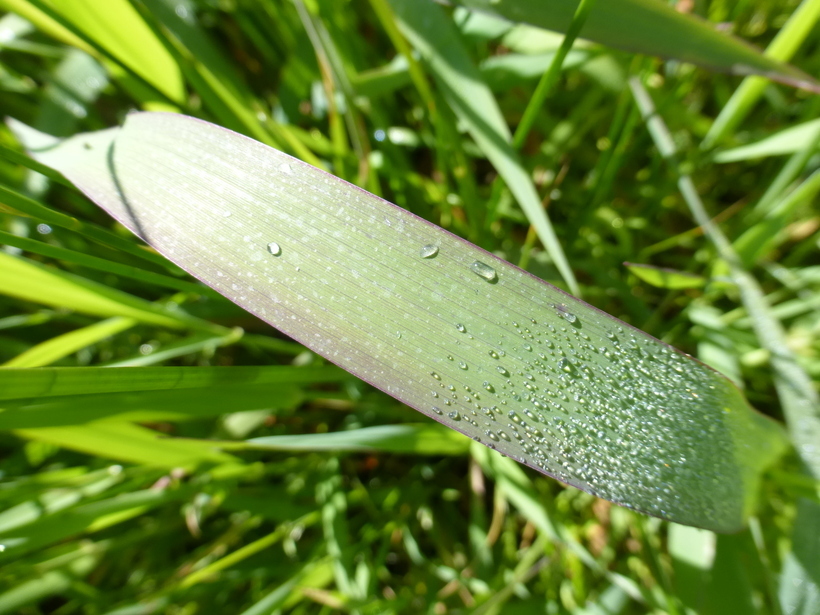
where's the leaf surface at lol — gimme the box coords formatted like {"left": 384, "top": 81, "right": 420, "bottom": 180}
{"left": 32, "top": 112, "right": 788, "bottom": 532}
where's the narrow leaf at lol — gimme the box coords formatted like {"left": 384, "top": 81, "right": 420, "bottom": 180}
{"left": 625, "top": 262, "right": 707, "bottom": 290}
{"left": 714, "top": 118, "right": 820, "bottom": 163}
{"left": 226, "top": 424, "right": 471, "bottom": 455}
{"left": 0, "top": 365, "right": 347, "bottom": 400}
{"left": 33, "top": 112, "right": 787, "bottom": 532}
{"left": 15, "top": 421, "right": 238, "bottom": 467}
{"left": 0, "top": 251, "right": 211, "bottom": 331}
{"left": 2, "top": 316, "right": 136, "bottom": 368}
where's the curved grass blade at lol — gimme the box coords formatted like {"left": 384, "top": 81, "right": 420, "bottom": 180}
{"left": 450, "top": 0, "right": 820, "bottom": 93}
{"left": 33, "top": 112, "right": 787, "bottom": 532}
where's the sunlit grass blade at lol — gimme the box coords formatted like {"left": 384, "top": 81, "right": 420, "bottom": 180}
{"left": 15, "top": 420, "right": 240, "bottom": 467}
{"left": 0, "top": 229, "right": 221, "bottom": 296}
{"left": 713, "top": 118, "right": 820, "bottom": 163}
{"left": 0, "top": 0, "right": 185, "bottom": 106}
{"left": 0, "top": 142, "right": 74, "bottom": 188}
{"left": 31, "top": 112, "right": 788, "bottom": 531}
{"left": 219, "top": 424, "right": 471, "bottom": 455}
{"left": 625, "top": 262, "right": 708, "bottom": 290}
{"left": 452, "top": 0, "right": 820, "bottom": 92}
{"left": 1, "top": 316, "right": 136, "bottom": 367}
{"left": 701, "top": 0, "right": 820, "bottom": 148}
{"left": 0, "top": 382, "right": 304, "bottom": 429}
{"left": 0, "top": 250, "right": 215, "bottom": 331}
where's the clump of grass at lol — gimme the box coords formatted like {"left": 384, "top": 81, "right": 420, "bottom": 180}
{"left": 0, "top": 1, "right": 818, "bottom": 613}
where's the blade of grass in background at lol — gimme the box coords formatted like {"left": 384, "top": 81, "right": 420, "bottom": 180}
{"left": 451, "top": 0, "right": 820, "bottom": 92}
{"left": 388, "top": 0, "right": 580, "bottom": 295}
{"left": 221, "top": 424, "right": 471, "bottom": 455}
{"left": 0, "top": 250, "right": 217, "bottom": 332}
{"left": 0, "top": 0, "right": 185, "bottom": 108}
{"left": 0, "top": 365, "right": 347, "bottom": 399}
{"left": 31, "top": 111, "right": 788, "bottom": 532}
{"left": 0, "top": 229, "right": 222, "bottom": 296}
{"left": 1, "top": 316, "right": 136, "bottom": 367}
{"left": 713, "top": 118, "right": 820, "bottom": 163}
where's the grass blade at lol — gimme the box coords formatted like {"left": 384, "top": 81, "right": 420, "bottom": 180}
{"left": 0, "top": 365, "right": 347, "bottom": 399}
{"left": 701, "top": 0, "right": 820, "bottom": 148}
{"left": 31, "top": 111, "right": 788, "bottom": 531}
{"left": 226, "top": 424, "right": 471, "bottom": 455}
{"left": 2, "top": 316, "right": 136, "bottom": 367}
{"left": 0, "top": 251, "right": 213, "bottom": 331}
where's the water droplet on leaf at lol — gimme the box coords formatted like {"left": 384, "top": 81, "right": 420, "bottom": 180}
{"left": 470, "top": 261, "right": 497, "bottom": 282}
{"left": 267, "top": 242, "right": 282, "bottom": 256}
{"left": 420, "top": 244, "right": 439, "bottom": 258}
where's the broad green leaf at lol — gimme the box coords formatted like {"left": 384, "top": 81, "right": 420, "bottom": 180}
{"left": 625, "top": 262, "right": 707, "bottom": 290}
{"left": 32, "top": 112, "right": 788, "bottom": 532}
{"left": 451, "top": 0, "right": 819, "bottom": 92}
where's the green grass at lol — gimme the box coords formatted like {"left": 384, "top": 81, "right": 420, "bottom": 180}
{"left": 0, "top": 1, "right": 818, "bottom": 613}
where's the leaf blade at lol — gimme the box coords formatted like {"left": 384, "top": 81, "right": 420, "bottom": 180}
{"left": 33, "top": 112, "right": 788, "bottom": 532}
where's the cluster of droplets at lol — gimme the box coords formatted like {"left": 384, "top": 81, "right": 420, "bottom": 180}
{"left": 423, "top": 298, "right": 735, "bottom": 524}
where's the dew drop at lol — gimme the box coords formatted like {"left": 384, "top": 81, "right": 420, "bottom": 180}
{"left": 420, "top": 244, "right": 439, "bottom": 259}
{"left": 486, "top": 430, "right": 500, "bottom": 442}
{"left": 489, "top": 350, "right": 499, "bottom": 359}
{"left": 431, "top": 372, "right": 441, "bottom": 381}
{"left": 470, "top": 261, "right": 497, "bottom": 282}
{"left": 448, "top": 411, "right": 461, "bottom": 421}
{"left": 458, "top": 361, "right": 468, "bottom": 370}
{"left": 279, "top": 162, "right": 293, "bottom": 175}
{"left": 432, "top": 406, "right": 443, "bottom": 415}
{"left": 267, "top": 242, "right": 282, "bottom": 256}
{"left": 222, "top": 210, "right": 232, "bottom": 218}
{"left": 496, "top": 366, "right": 509, "bottom": 376}
{"left": 562, "top": 312, "right": 577, "bottom": 323}
{"left": 456, "top": 323, "right": 466, "bottom": 333}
